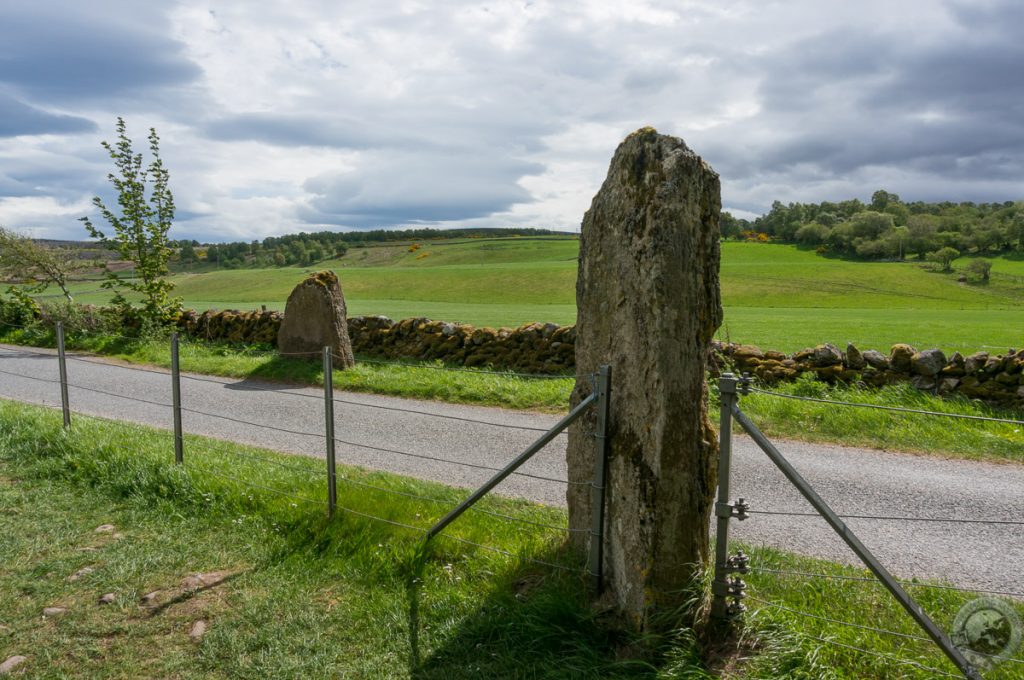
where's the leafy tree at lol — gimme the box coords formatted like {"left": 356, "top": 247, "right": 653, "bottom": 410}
{"left": 80, "top": 118, "right": 180, "bottom": 323}
{"left": 926, "top": 246, "right": 960, "bottom": 272}
{"left": 848, "top": 210, "right": 895, "bottom": 240}
{"left": 794, "top": 222, "right": 829, "bottom": 245}
{"left": 178, "top": 240, "right": 197, "bottom": 263}
{"left": 870, "top": 189, "right": 900, "bottom": 211}
{"left": 0, "top": 226, "right": 86, "bottom": 301}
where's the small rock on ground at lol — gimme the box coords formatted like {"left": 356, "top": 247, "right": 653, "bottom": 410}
{"left": 98, "top": 593, "right": 116, "bottom": 605}
{"left": 140, "top": 591, "right": 160, "bottom": 604}
{"left": 0, "top": 656, "right": 27, "bottom": 675}
{"left": 67, "top": 567, "right": 94, "bottom": 582}
{"left": 188, "top": 620, "right": 207, "bottom": 641}
{"left": 181, "top": 571, "right": 230, "bottom": 589}
{"left": 94, "top": 524, "right": 115, "bottom": 533}
{"left": 42, "top": 607, "right": 66, "bottom": 617}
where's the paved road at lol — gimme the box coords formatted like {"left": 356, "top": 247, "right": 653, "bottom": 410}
{"left": 1, "top": 344, "right": 1021, "bottom": 597}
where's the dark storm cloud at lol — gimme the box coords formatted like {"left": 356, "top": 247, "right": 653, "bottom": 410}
{"left": 0, "top": 93, "right": 96, "bottom": 137}
{"left": 0, "top": 2, "right": 200, "bottom": 102}
{"left": 700, "top": 1, "right": 1024, "bottom": 202}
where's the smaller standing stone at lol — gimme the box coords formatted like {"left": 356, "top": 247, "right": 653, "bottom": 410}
{"left": 42, "top": 607, "right": 66, "bottom": 617}
{"left": 94, "top": 524, "right": 115, "bottom": 533}
{"left": 277, "top": 271, "right": 356, "bottom": 368}
{"left": 0, "top": 656, "right": 27, "bottom": 675}
{"left": 98, "top": 593, "right": 116, "bottom": 605}
{"left": 140, "top": 591, "right": 160, "bottom": 604}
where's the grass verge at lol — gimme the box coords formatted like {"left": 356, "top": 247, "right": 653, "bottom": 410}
{"left": 730, "top": 376, "right": 1024, "bottom": 465}
{"left": 0, "top": 399, "right": 674, "bottom": 678}
{"left": 3, "top": 400, "right": 1021, "bottom": 678}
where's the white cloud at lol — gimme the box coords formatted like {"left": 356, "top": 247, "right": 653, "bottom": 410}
{"left": 0, "top": 0, "right": 1022, "bottom": 240}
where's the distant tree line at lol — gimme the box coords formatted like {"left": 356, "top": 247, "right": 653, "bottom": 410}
{"left": 171, "top": 227, "right": 567, "bottom": 269}
{"left": 720, "top": 190, "right": 1024, "bottom": 264}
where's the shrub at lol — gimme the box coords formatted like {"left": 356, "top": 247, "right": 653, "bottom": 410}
{"left": 965, "top": 258, "right": 992, "bottom": 282}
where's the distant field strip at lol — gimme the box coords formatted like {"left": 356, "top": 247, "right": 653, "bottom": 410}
{"left": 53, "top": 241, "right": 1024, "bottom": 352}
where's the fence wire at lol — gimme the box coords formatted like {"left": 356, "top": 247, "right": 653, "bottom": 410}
{"left": 332, "top": 394, "right": 556, "bottom": 433}
{"left": 794, "top": 631, "right": 964, "bottom": 678}
{"left": 748, "top": 595, "right": 933, "bottom": 643}
{"left": 332, "top": 472, "right": 582, "bottom": 534}
{"left": 746, "top": 566, "right": 1024, "bottom": 600}
{"left": 748, "top": 386, "right": 1024, "bottom": 426}
{"left": 747, "top": 509, "right": 1024, "bottom": 526}
{"left": 332, "top": 435, "right": 578, "bottom": 485}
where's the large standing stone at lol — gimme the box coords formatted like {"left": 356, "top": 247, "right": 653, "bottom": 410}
{"left": 566, "top": 128, "right": 722, "bottom": 630}
{"left": 277, "top": 271, "right": 356, "bottom": 367}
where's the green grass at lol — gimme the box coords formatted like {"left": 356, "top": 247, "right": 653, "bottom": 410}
{"left": 3, "top": 400, "right": 1021, "bottom": 678}
{"left": 727, "top": 375, "right": 1024, "bottom": 465}
{"left": 734, "top": 545, "right": 1024, "bottom": 679}
{"left": 44, "top": 240, "right": 1024, "bottom": 353}
{"left": 0, "top": 400, "right": 669, "bottom": 679}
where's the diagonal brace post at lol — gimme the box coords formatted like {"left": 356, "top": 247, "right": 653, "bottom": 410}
{"left": 426, "top": 389, "right": 598, "bottom": 540}
{"left": 731, "top": 404, "right": 981, "bottom": 680}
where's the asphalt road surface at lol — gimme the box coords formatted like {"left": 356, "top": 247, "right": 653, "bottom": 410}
{"left": 1, "top": 343, "right": 1021, "bottom": 597}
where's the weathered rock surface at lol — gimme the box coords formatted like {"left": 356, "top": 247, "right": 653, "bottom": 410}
{"left": 0, "top": 656, "right": 26, "bottom": 675}
{"left": 965, "top": 351, "right": 988, "bottom": 373}
{"left": 94, "top": 524, "right": 115, "bottom": 533}
{"left": 862, "top": 349, "right": 889, "bottom": 370}
{"left": 845, "top": 343, "right": 866, "bottom": 370}
{"left": 42, "top": 607, "right": 66, "bottom": 617}
{"left": 889, "top": 344, "right": 917, "bottom": 372}
{"left": 98, "top": 593, "right": 116, "bottom": 605}
{"left": 566, "top": 128, "right": 722, "bottom": 630}
{"left": 67, "top": 567, "right": 94, "bottom": 582}
{"left": 188, "top": 620, "right": 208, "bottom": 641}
{"left": 911, "top": 349, "right": 946, "bottom": 376}
{"left": 277, "top": 271, "right": 355, "bottom": 368}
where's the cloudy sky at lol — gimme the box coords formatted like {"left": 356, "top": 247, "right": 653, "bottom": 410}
{"left": 1, "top": 0, "right": 1022, "bottom": 242}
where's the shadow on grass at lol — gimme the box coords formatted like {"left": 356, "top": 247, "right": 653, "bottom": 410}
{"left": 229, "top": 355, "right": 324, "bottom": 385}
{"left": 402, "top": 538, "right": 677, "bottom": 680}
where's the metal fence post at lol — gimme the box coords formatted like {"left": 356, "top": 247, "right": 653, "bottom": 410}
{"left": 56, "top": 321, "right": 70, "bottom": 428}
{"left": 711, "top": 373, "right": 739, "bottom": 621}
{"left": 589, "top": 364, "right": 611, "bottom": 593}
{"left": 323, "top": 347, "right": 337, "bottom": 516}
{"left": 171, "top": 333, "right": 184, "bottom": 464}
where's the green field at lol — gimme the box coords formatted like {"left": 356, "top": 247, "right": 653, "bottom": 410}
{"left": 52, "top": 239, "right": 1024, "bottom": 353}
{"left": 4, "top": 399, "right": 1021, "bottom": 679}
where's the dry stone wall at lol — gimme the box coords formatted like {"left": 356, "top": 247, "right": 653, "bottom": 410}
{"left": 719, "top": 341, "right": 1024, "bottom": 405}
{"left": 173, "top": 308, "right": 1023, "bottom": 406}
{"left": 174, "top": 310, "right": 575, "bottom": 374}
